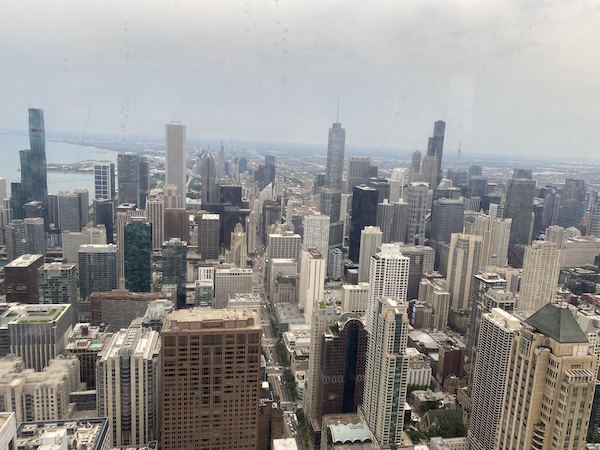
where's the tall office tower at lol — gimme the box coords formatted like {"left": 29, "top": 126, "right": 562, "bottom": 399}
{"left": 518, "top": 240, "right": 561, "bottom": 311}
{"left": 417, "top": 278, "right": 450, "bottom": 330}
{"left": 345, "top": 157, "right": 371, "bottom": 193}
{"left": 557, "top": 178, "right": 586, "bottom": 229}
{"left": 238, "top": 157, "right": 248, "bottom": 174}
{"left": 467, "top": 176, "right": 487, "bottom": 198}
{"left": 162, "top": 238, "right": 188, "bottom": 305}
{"left": 117, "top": 207, "right": 146, "bottom": 282}
{"left": 146, "top": 198, "right": 164, "bottom": 250}
{"left": 14, "top": 109, "right": 48, "bottom": 218}
{"left": 74, "top": 188, "right": 90, "bottom": 227}
{"left": 267, "top": 231, "right": 302, "bottom": 287}
{"left": 426, "top": 120, "right": 445, "bottom": 184}
{"left": 362, "top": 297, "right": 409, "bottom": 448}
{"left": 198, "top": 213, "right": 220, "bottom": 259}
{"left": 446, "top": 233, "right": 483, "bottom": 311}
{"left": 320, "top": 122, "right": 346, "bottom": 248}
{"left": 298, "top": 249, "right": 325, "bottom": 323}
{"left": 117, "top": 153, "right": 149, "bottom": 208}
{"left": 39, "top": 262, "right": 79, "bottom": 323}
{"left": 93, "top": 198, "right": 114, "bottom": 243}
{"left": 504, "top": 178, "right": 536, "bottom": 248}
{"left": 317, "top": 313, "right": 367, "bottom": 425}
{"left": 429, "top": 198, "right": 464, "bottom": 266}
{"left": 544, "top": 224, "right": 571, "bottom": 250}
{"left": 165, "top": 122, "right": 187, "bottom": 208}
{"left": 24, "top": 217, "right": 45, "bottom": 258}
{"left": 5, "top": 220, "right": 25, "bottom": 262}
{"left": 406, "top": 182, "right": 429, "bottom": 245}
{"left": 160, "top": 308, "right": 261, "bottom": 450}
{"left": 464, "top": 213, "right": 512, "bottom": 267}
{"left": 421, "top": 156, "right": 439, "bottom": 189}
{"left": 328, "top": 247, "right": 343, "bottom": 280}
{"left": 0, "top": 177, "right": 6, "bottom": 200}
{"left": 164, "top": 208, "right": 189, "bottom": 242}
{"left": 468, "top": 308, "right": 520, "bottom": 450}
{"left": 348, "top": 185, "right": 378, "bottom": 262}
{"left": 57, "top": 191, "right": 83, "bottom": 232}
{"left": 264, "top": 155, "right": 276, "bottom": 190}
{"left": 214, "top": 267, "right": 253, "bottom": 309}
{"left": 5, "top": 254, "right": 44, "bottom": 304}
{"left": 540, "top": 187, "right": 561, "bottom": 230}
{"left": 78, "top": 244, "right": 119, "bottom": 299}
{"left": 446, "top": 169, "right": 468, "bottom": 186}
{"left": 124, "top": 218, "right": 152, "bottom": 293}
{"left": 366, "top": 244, "right": 410, "bottom": 330}
{"left": 97, "top": 323, "right": 160, "bottom": 447}
{"left": 408, "top": 150, "right": 422, "bottom": 182}
{"left": 217, "top": 143, "right": 226, "bottom": 179}
{"left": 398, "top": 244, "right": 435, "bottom": 302}
{"left": 200, "top": 149, "right": 218, "bottom": 204}
{"left": 228, "top": 223, "right": 247, "bottom": 269}
{"left": 512, "top": 167, "right": 532, "bottom": 180}
{"left": 387, "top": 168, "right": 405, "bottom": 202}
{"left": 496, "top": 304, "right": 595, "bottom": 450}
{"left": 341, "top": 283, "right": 369, "bottom": 315}
{"left": 590, "top": 196, "right": 600, "bottom": 237}
{"left": 302, "top": 213, "right": 330, "bottom": 260}
{"left": 7, "top": 304, "right": 72, "bottom": 371}
{"left": 358, "top": 226, "right": 383, "bottom": 283}
{"left": 268, "top": 259, "right": 297, "bottom": 302}
{"left": 94, "top": 162, "right": 116, "bottom": 200}
{"left": 375, "top": 200, "right": 399, "bottom": 243}
{"left": 306, "top": 298, "right": 338, "bottom": 431}
{"left": 468, "top": 164, "right": 482, "bottom": 179}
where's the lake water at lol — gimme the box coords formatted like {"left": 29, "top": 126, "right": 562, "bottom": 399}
{"left": 0, "top": 133, "right": 117, "bottom": 196}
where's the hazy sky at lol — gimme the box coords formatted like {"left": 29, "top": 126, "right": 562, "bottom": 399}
{"left": 1, "top": 0, "right": 599, "bottom": 159}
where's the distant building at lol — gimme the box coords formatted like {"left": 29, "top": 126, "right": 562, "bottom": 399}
{"left": 165, "top": 122, "right": 187, "bottom": 208}
{"left": 38, "top": 262, "right": 78, "bottom": 324}
{"left": 124, "top": 217, "right": 152, "bottom": 292}
{"left": 5, "top": 254, "right": 44, "bottom": 304}
{"left": 78, "top": 244, "right": 118, "bottom": 299}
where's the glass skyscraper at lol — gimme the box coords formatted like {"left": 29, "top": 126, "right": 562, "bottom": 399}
{"left": 124, "top": 218, "right": 152, "bottom": 292}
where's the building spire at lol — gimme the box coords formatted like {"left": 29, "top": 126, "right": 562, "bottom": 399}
{"left": 336, "top": 98, "right": 340, "bottom": 122}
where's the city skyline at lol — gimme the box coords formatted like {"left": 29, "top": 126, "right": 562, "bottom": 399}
{"left": 1, "top": 2, "right": 599, "bottom": 160}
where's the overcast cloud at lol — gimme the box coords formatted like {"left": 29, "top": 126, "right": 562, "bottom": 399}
{"left": 1, "top": 0, "right": 599, "bottom": 159}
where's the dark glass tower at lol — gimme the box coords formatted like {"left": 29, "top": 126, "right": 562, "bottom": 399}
{"left": 426, "top": 120, "right": 445, "bottom": 184}
{"left": 162, "top": 237, "right": 188, "bottom": 308}
{"left": 264, "top": 155, "right": 276, "bottom": 190}
{"left": 11, "top": 109, "right": 48, "bottom": 220}
{"left": 200, "top": 149, "right": 218, "bottom": 204}
{"left": 348, "top": 185, "right": 378, "bottom": 263}
{"left": 124, "top": 218, "right": 152, "bottom": 292}
{"left": 117, "top": 154, "right": 149, "bottom": 209}
{"left": 558, "top": 178, "right": 586, "bottom": 229}
{"left": 504, "top": 178, "right": 536, "bottom": 247}
{"left": 94, "top": 198, "right": 115, "bottom": 243}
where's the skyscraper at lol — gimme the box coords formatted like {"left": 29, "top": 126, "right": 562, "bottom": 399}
{"left": 93, "top": 198, "right": 115, "bottom": 243}
{"left": 97, "top": 323, "right": 160, "bottom": 447}
{"left": 406, "top": 182, "right": 429, "bottom": 245}
{"left": 429, "top": 198, "right": 464, "bottom": 266}
{"left": 117, "top": 154, "right": 149, "bottom": 209}
{"left": 348, "top": 185, "right": 378, "bottom": 263}
{"left": 504, "top": 178, "right": 535, "bottom": 249}
{"left": 446, "top": 233, "right": 483, "bottom": 311}
{"left": 94, "top": 162, "right": 116, "bottom": 200}
{"left": 78, "top": 244, "right": 119, "bottom": 299}
{"left": 24, "top": 217, "right": 45, "bottom": 258}
{"left": 298, "top": 249, "right": 325, "bottom": 323}
{"left": 198, "top": 213, "right": 220, "bottom": 260}
{"left": 5, "top": 254, "right": 44, "bottom": 304}
{"left": 468, "top": 308, "right": 520, "bottom": 450}
{"left": 162, "top": 238, "right": 188, "bottom": 305}
{"left": 39, "top": 262, "right": 79, "bottom": 323}
{"left": 146, "top": 198, "right": 164, "bottom": 251}
{"left": 317, "top": 313, "right": 367, "bottom": 424}
{"left": 13, "top": 109, "right": 48, "bottom": 219}
{"left": 160, "top": 308, "right": 261, "bottom": 450}
{"left": 165, "top": 122, "right": 187, "bottom": 207}
{"left": 464, "top": 213, "right": 512, "bottom": 267}
{"left": 321, "top": 122, "right": 346, "bottom": 248}
{"left": 426, "top": 120, "right": 445, "bottom": 184}
{"left": 496, "top": 304, "right": 595, "bottom": 450}
{"left": 264, "top": 155, "right": 276, "bottom": 190}
{"left": 345, "top": 157, "right": 372, "bottom": 193}
{"left": 518, "top": 240, "right": 561, "bottom": 311}
{"left": 200, "top": 149, "right": 218, "bottom": 204}
{"left": 5, "top": 219, "right": 25, "bottom": 262}
{"left": 557, "top": 178, "right": 586, "bottom": 229}
{"left": 302, "top": 213, "right": 330, "bottom": 261}
{"left": 357, "top": 226, "right": 383, "bottom": 283}
{"left": 124, "top": 218, "right": 152, "bottom": 292}
{"left": 362, "top": 297, "right": 409, "bottom": 448}
{"left": 387, "top": 168, "right": 405, "bottom": 202}
{"left": 214, "top": 266, "right": 253, "bottom": 309}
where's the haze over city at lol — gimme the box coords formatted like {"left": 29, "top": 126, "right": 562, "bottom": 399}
{"left": 2, "top": 1, "right": 600, "bottom": 159}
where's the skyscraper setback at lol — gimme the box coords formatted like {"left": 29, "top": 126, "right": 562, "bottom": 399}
{"left": 426, "top": 120, "right": 445, "bottom": 185}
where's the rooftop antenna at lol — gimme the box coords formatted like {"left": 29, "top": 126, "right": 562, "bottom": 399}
{"left": 336, "top": 99, "right": 340, "bottom": 122}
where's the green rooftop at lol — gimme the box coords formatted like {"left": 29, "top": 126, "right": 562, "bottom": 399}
{"left": 526, "top": 303, "right": 588, "bottom": 344}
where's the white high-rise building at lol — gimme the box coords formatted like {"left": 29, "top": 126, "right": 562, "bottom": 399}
{"left": 358, "top": 226, "right": 383, "bottom": 283}
{"left": 366, "top": 243, "right": 410, "bottom": 331}
{"left": 214, "top": 266, "right": 253, "bottom": 309}
{"left": 94, "top": 162, "right": 115, "bottom": 200}
{"left": 97, "top": 322, "right": 160, "bottom": 447}
{"left": 362, "top": 297, "right": 409, "bottom": 448}
{"left": 146, "top": 198, "right": 164, "bottom": 251}
{"left": 406, "top": 182, "right": 429, "bottom": 245}
{"left": 446, "top": 233, "right": 483, "bottom": 311}
{"left": 388, "top": 168, "right": 405, "bottom": 202}
{"left": 468, "top": 308, "right": 521, "bottom": 450}
{"left": 341, "top": 283, "right": 370, "bottom": 316}
{"left": 518, "top": 240, "right": 561, "bottom": 311}
{"left": 302, "top": 213, "right": 330, "bottom": 260}
{"left": 298, "top": 249, "right": 325, "bottom": 323}
{"left": 165, "top": 122, "right": 186, "bottom": 208}
{"left": 464, "top": 213, "right": 512, "bottom": 267}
